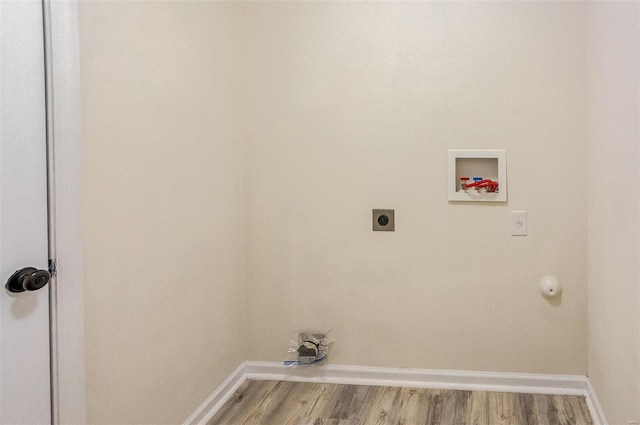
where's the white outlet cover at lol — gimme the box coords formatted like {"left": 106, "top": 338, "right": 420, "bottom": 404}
{"left": 510, "top": 211, "right": 527, "bottom": 236}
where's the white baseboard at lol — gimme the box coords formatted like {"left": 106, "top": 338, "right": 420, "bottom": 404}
{"left": 187, "top": 361, "right": 607, "bottom": 425}
{"left": 245, "top": 361, "right": 588, "bottom": 396}
{"left": 183, "top": 362, "right": 247, "bottom": 425}
{"left": 585, "top": 379, "right": 608, "bottom": 425}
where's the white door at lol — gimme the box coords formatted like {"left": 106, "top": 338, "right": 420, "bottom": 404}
{"left": 0, "top": 0, "right": 52, "bottom": 423}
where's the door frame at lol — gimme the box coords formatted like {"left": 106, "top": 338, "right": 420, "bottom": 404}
{"left": 43, "top": 1, "right": 85, "bottom": 423}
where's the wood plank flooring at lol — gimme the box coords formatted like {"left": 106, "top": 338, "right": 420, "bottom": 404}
{"left": 208, "top": 380, "right": 593, "bottom": 425}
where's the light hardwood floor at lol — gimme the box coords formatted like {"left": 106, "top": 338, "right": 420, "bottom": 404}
{"left": 208, "top": 380, "right": 593, "bottom": 425}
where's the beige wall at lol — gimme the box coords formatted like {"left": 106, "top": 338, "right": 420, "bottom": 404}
{"left": 80, "top": 2, "right": 245, "bottom": 423}
{"left": 242, "top": 2, "right": 588, "bottom": 375}
{"left": 79, "top": 2, "right": 607, "bottom": 423}
{"left": 586, "top": 3, "right": 640, "bottom": 423}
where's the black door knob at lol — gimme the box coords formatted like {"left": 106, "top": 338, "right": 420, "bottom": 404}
{"left": 5, "top": 267, "right": 51, "bottom": 293}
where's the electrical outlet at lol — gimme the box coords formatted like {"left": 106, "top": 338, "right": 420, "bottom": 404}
{"left": 372, "top": 209, "right": 394, "bottom": 231}
{"left": 510, "top": 211, "right": 527, "bottom": 236}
